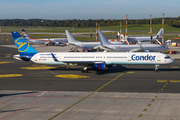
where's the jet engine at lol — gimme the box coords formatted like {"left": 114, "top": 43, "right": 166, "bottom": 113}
{"left": 91, "top": 63, "right": 106, "bottom": 71}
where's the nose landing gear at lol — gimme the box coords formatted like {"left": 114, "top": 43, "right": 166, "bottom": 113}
{"left": 81, "top": 67, "right": 88, "bottom": 73}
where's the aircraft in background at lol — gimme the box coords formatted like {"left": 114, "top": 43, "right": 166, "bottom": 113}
{"left": 22, "top": 29, "right": 68, "bottom": 46}
{"left": 98, "top": 30, "right": 167, "bottom": 52}
{"left": 12, "top": 31, "right": 173, "bottom": 72}
{"left": 118, "top": 28, "right": 163, "bottom": 44}
{"left": 65, "top": 30, "right": 126, "bottom": 49}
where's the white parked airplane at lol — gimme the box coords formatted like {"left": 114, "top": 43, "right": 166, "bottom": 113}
{"left": 118, "top": 28, "right": 163, "bottom": 44}
{"left": 65, "top": 30, "right": 126, "bottom": 49}
{"left": 98, "top": 30, "right": 167, "bottom": 52}
{"left": 22, "top": 29, "right": 68, "bottom": 46}
{"left": 12, "top": 31, "right": 174, "bottom": 72}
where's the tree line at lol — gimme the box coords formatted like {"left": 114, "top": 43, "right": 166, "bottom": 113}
{"left": 0, "top": 17, "right": 180, "bottom": 27}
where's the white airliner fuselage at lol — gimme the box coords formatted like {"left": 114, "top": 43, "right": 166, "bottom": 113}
{"left": 30, "top": 52, "right": 173, "bottom": 65}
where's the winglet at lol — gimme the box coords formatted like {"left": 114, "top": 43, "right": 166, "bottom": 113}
{"left": 51, "top": 53, "right": 59, "bottom": 62}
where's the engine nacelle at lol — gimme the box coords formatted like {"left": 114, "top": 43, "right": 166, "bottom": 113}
{"left": 91, "top": 63, "right": 106, "bottom": 71}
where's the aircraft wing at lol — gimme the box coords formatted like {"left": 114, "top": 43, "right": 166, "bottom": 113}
{"left": 93, "top": 45, "right": 101, "bottom": 49}
{"left": 129, "top": 44, "right": 144, "bottom": 52}
{"left": 68, "top": 43, "right": 82, "bottom": 47}
{"left": 99, "top": 46, "right": 114, "bottom": 52}
{"left": 129, "top": 48, "right": 144, "bottom": 52}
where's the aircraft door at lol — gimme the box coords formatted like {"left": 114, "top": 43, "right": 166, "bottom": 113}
{"left": 157, "top": 55, "right": 161, "bottom": 61}
{"left": 128, "top": 55, "right": 131, "bottom": 61}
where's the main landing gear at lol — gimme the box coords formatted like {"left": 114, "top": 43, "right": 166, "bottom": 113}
{"left": 81, "top": 67, "right": 88, "bottom": 73}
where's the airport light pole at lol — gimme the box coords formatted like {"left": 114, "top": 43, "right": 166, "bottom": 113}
{"left": 73, "top": 26, "right": 74, "bottom": 37}
{"left": 162, "top": 13, "right": 164, "bottom": 45}
{"left": 126, "top": 15, "right": 128, "bottom": 38}
{"left": 120, "top": 20, "right": 122, "bottom": 41}
{"left": 96, "top": 20, "right": 97, "bottom": 42}
{"left": 150, "top": 15, "right": 152, "bottom": 43}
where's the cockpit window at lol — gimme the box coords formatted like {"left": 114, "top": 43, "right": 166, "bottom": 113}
{"left": 165, "top": 56, "right": 171, "bottom": 59}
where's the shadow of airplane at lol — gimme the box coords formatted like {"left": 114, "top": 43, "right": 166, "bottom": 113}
{"left": 49, "top": 64, "right": 180, "bottom": 75}
{"left": 0, "top": 107, "right": 36, "bottom": 113}
{"left": 0, "top": 91, "right": 38, "bottom": 98}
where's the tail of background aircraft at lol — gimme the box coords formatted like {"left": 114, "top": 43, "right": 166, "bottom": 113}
{"left": 117, "top": 32, "right": 125, "bottom": 40}
{"left": 11, "top": 31, "right": 38, "bottom": 56}
{"left": 98, "top": 30, "right": 112, "bottom": 46}
{"left": 22, "top": 29, "right": 31, "bottom": 39}
{"left": 155, "top": 28, "right": 163, "bottom": 39}
{"left": 65, "top": 30, "right": 80, "bottom": 43}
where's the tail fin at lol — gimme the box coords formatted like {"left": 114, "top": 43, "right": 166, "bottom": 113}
{"left": 11, "top": 31, "right": 38, "bottom": 55}
{"left": 117, "top": 32, "right": 120, "bottom": 36}
{"left": 97, "top": 30, "right": 112, "bottom": 46}
{"left": 155, "top": 28, "right": 163, "bottom": 39}
{"left": 65, "top": 30, "right": 80, "bottom": 43}
{"left": 121, "top": 34, "right": 125, "bottom": 40}
{"left": 22, "top": 29, "right": 31, "bottom": 39}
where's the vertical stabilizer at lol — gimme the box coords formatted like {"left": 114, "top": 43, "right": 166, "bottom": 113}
{"left": 11, "top": 31, "right": 38, "bottom": 55}
{"left": 97, "top": 30, "right": 112, "bottom": 46}
{"left": 156, "top": 28, "right": 163, "bottom": 39}
{"left": 65, "top": 30, "right": 80, "bottom": 43}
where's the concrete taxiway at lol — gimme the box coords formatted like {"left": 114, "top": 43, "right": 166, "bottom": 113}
{"left": 0, "top": 40, "right": 180, "bottom": 120}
